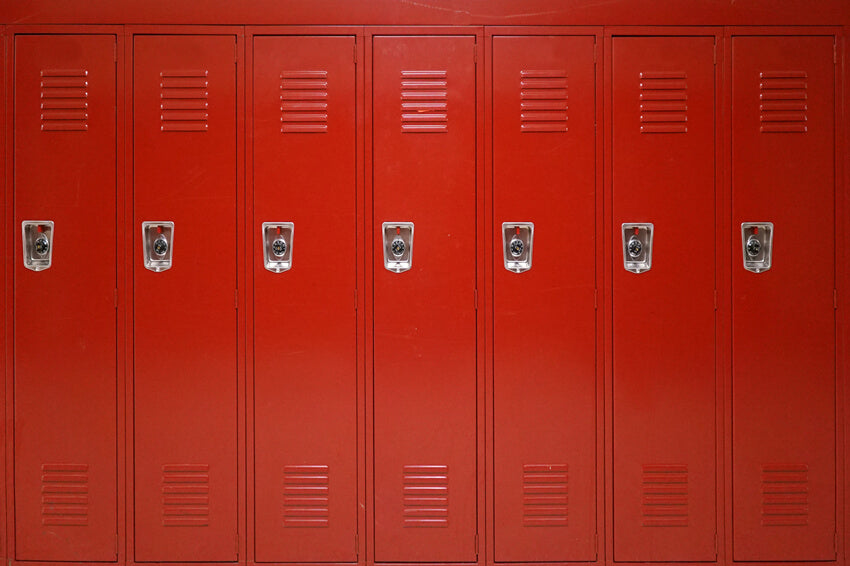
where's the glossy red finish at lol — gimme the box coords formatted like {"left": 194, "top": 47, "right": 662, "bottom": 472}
{"left": 132, "top": 34, "right": 238, "bottom": 562}
{"left": 611, "top": 35, "right": 717, "bottom": 562}
{"left": 12, "top": 34, "right": 118, "bottom": 562}
{"left": 491, "top": 33, "right": 597, "bottom": 562}
{"left": 0, "top": 0, "right": 848, "bottom": 26}
{"left": 731, "top": 34, "right": 836, "bottom": 562}
{"left": 372, "top": 34, "right": 478, "bottom": 563}
{"left": 252, "top": 34, "right": 358, "bottom": 563}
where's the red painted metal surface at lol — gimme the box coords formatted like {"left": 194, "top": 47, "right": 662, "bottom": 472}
{"left": 491, "top": 33, "right": 597, "bottom": 563}
{"left": 731, "top": 34, "right": 836, "bottom": 562}
{"left": 13, "top": 33, "right": 118, "bottom": 562}
{"left": 611, "top": 35, "right": 717, "bottom": 562}
{"left": 372, "top": 34, "right": 478, "bottom": 563}
{"left": 132, "top": 34, "right": 238, "bottom": 562}
{"left": 252, "top": 34, "right": 358, "bottom": 563}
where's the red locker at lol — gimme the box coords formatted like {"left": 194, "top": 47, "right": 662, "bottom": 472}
{"left": 133, "top": 34, "right": 238, "bottom": 562}
{"left": 731, "top": 34, "right": 836, "bottom": 562}
{"left": 372, "top": 35, "right": 478, "bottom": 562}
{"left": 611, "top": 36, "right": 716, "bottom": 561}
{"left": 252, "top": 35, "right": 358, "bottom": 562}
{"left": 13, "top": 34, "right": 118, "bottom": 562}
{"left": 491, "top": 34, "right": 597, "bottom": 562}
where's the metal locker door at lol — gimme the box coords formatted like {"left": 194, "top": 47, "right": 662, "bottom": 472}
{"left": 372, "top": 35, "right": 477, "bottom": 562}
{"left": 133, "top": 34, "right": 238, "bottom": 562}
{"left": 731, "top": 35, "right": 836, "bottom": 562}
{"left": 491, "top": 35, "right": 596, "bottom": 562}
{"left": 611, "top": 36, "right": 716, "bottom": 562}
{"left": 13, "top": 34, "right": 118, "bottom": 562}
{"left": 252, "top": 35, "right": 357, "bottom": 562}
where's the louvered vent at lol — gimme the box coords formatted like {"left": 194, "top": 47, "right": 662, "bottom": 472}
{"left": 759, "top": 71, "right": 808, "bottom": 133}
{"left": 642, "top": 464, "right": 688, "bottom": 527}
{"left": 520, "top": 70, "right": 568, "bottom": 133}
{"left": 162, "top": 464, "right": 210, "bottom": 526}
{"left": 639, "top": 72, "right": 688, "bottom": 134}
{"left": 283, "top": 465, "right": 330, "bottom": 527}
{"left": 401, "top": 71, "right": 448, "bottom": 133}
{"left": 403, "top": 465, "right": 448, "bottom": 527}
{"left": 41, "top": 463, "right": 89, "bottom": 526}
{"left": 280, "top": 71, "right": 329, "bottom": 133}
{"left": 160, "top": 70, "right": 209, "bottom": 132}
{"left": 522, "top": 464, "right": 568, "bottom": 527}
{"left": 40, "top": 69, "right": 88, "bottom": 132}
{"left": 762, "top": 464, "right": 809, "bottom": 526}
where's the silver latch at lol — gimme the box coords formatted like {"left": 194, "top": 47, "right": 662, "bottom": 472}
{"left": 622, "top": 223, "right": 654, "bottom": 274}
{"left": 142, "top": 221, "right": 174, "bottom": 272}
{"left": 502, "top": 222, "right": 534, "bottom": 273}
{"left": 262, "top": 222, "right": 294, "bottom": 273}
{"left": 741, "top": 222, "right": 773, "bottom": 273}
{"left": 382, "top": 222, "right": 414, "bottom": 273}
{"left": 22, "top": 220, "right": 55, "bottom": 271}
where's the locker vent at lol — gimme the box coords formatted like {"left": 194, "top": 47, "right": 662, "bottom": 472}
{"left": 401, "top": 71, "right": 448, "bottom": 133}
{"left": 280, "top": 71, "right": 329, "bottom": 133}
{"left": 40, "top": 69, "right": 89, "bottom": 132}
{"left": 761, "top": 464, "right": 809, "bottom": 526}
{"left": 160, "top": 70, "right": 209, "bottom": 132}
{"left": 41, "top": 463, "right": 89, "bottom": 526}
{"left": 641, "top": 464, "right": 688, "bottom": 527}
{"left": 161, "top": 464, "right": 210, "bottom": 526}
{"left": 403, "top": 465, "right": 449, "bottom": 527}
{"left": 759, "top": 71, "right": 808, "bottom": 133}
{"left": 522, "top": 464, "right": 568, "bottom": 527}
{"left": 639, "top": 71, "right": 688, "bottom": 134}
{"left": 283, "top": 465, "right": 330, "bottom": 527}
{"left": 520, "top": 70, "right": 568, "bottom": 133}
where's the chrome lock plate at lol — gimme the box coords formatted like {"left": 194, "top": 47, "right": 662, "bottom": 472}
{"left": 502, "top": 222, "right": 534, "bottom": 273}
{"left": 382, "top": 222, "right": 414, "bottom": 273}
{"left": 22, "top": 220, "right": 55, "bottom": 272}
{"left": 622, "top": 223, "right": 654, "bottom": 274}
{"left": 142, "top": 221, "right": 174, "bottom": 272}
{"left": 741, "top": 222, "right": 773, "bottom": 273}
{"left": 262, "top": 222, "right": 294, "bottom": 273}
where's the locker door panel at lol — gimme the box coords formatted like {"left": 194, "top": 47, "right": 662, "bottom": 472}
{"left": 133, "top": 34, "right": 238, "bottom": 562}
{"left": 252, "top": 35, "right": 357, "bottom": 563}
{"left": 612, "top": 36, "right": 716, "bottom": 562}
{"left": 372, "top": 35, "right": 477, "bottom": 563}
{"left": 491, "top": 35, "right": 596, "bottom": 563}
{"left": 13, "top": 34, "right": 118, "bottom": 562}
{"left": 731, "top": 35, "right": 836, "bottom": 562}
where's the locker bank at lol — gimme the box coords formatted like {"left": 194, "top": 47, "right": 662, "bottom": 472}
{"left": 1, "top": 1, "right": 847, "bottom": 566}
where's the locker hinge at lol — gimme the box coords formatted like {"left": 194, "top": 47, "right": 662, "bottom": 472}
{"left": 475, "top": 533, "right": 479, "bottom": 557}
{"left": 114, "top": 42, "right": 118, "bottom": 63}
{"left": 714, "top": 290, "right": 718, "bottom": 311}
{"left": 714, "top": 532, "right": 718, "bottom": 558}
{"left": 594, "top": 289, "right": 598, "bottom": 310}
{"left": 835, "top": 531, "right": 839, "bottom": 556}
{"left": 593, "top": 43, "right": 597, "bottom": 64}
{"left": 713, "top": 43, "right": 717, "bottom": 65}
{"left": 234, "top": 41, "right": 238, "bottom": 64}
{"left": 355, "top": 533, "right": 359, "bottom": 558}
{"left": 235, "top": 289, "right": 239, "bottom": 309}
{"left": 474, "top": 289, "right": 479, "bottom": 310}
{"left": 115, "top": 533, "right": 119, "bottom": 558}
{"left": 236, "top": 533, "right": 239, "bottom": 556}
{"left": 354, "top": 44, "right": 357, "bottom": 63}
{"left": 835, "top": 289, "right": 839, "bottom": 309}
{"left": 354, "top": 288, "right": 358, "bottom": 310}
{"left": 114, "top": 288, "right": 119, "bottom": 308}
{"left": 473, "top": 44, "right": 478, "bottom": 63}
{"left": 594, "top": 532, "right": 599, "bottom": 558}
{"left": 834, "top": 42, "right": 838, "bottom": 64}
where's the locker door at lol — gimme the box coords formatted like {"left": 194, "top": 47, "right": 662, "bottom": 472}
{"left": 372, "top": 35, "right": 477, "bottom": 562}
{"left": 491, "top": 35, "right": 596, "bottom": 562}
{"left": 731, "top": 35, "right": 835, "bottom": 562}
{"left": 252, "top": 35, "right": 357, "bottom": 562}
{"left": 611, "top": 36, "right": 716, "bottom": 562}
{"left": 133, "top": 35, "right": 238, "bottom": 562}
{"left": 13, "top": 34, "right": 117, "bottom": 562}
